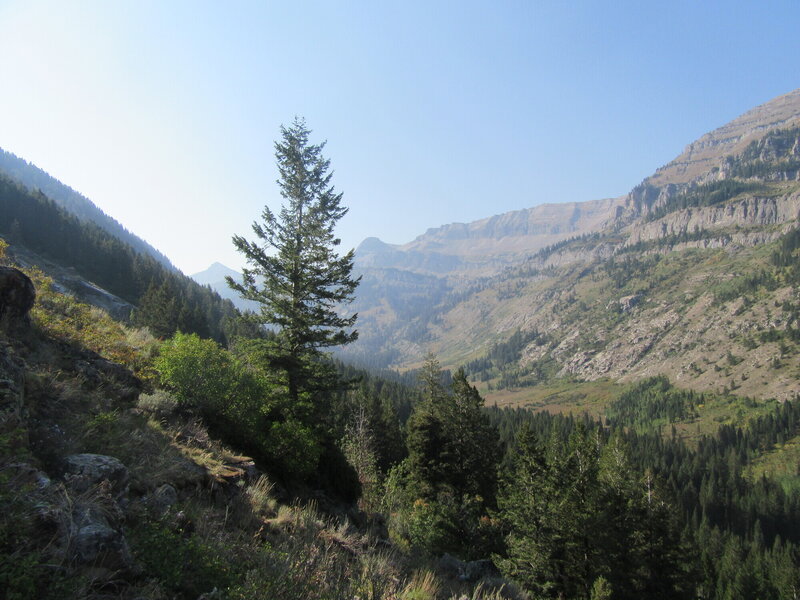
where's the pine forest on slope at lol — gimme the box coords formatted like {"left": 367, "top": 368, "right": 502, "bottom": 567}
{"left": 0, "top": 147, "right": 175, "bottom": 270}
{"left": 0, "top": 171, "right": 245, "bottom": 343}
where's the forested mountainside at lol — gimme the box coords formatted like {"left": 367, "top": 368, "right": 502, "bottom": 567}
{"left": 0, "top": 147, "right": 175, "bottom": 269}
{"left": 0, "top": 171, "right": 243, "bottom": 343}
{"left": 339, "top": 89, "right": 800, "bottom": 408}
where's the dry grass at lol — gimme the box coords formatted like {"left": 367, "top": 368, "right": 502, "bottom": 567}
{"left": 245, "top": 474, "right": 277, "bottom": 517}
{"left": 482, "top": 379, "right": 623, "bottom": 416}
{"left": 401, "top": 570, "right": 441, "bottom": 600}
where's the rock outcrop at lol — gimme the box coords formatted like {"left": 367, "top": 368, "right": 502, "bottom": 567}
{"left": 648, "top": 88, "right": 800, "bottom": 187}
{"left": 69, "top": 498, "right": 133, "bottom": 575}
{"left": 438, "top": 553, "right": 501, "bottom": 582}
{"left": 625, "top": 192, "right": 800, "bottom": 246}
{"left": 0, "top": 266, "right": 35, "bottom": 324}
{"left": 64, "top": 453, "right": 130, "bottom": 497}
{"left": 6, "top": 244, "right": 134, "bottom": 321}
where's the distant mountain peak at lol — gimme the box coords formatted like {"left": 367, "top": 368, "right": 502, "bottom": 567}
{"left": 356, "top": 237, "right": 397, "bottom": 253}
{"left": 190, "top": 262, "right": 261, "bottom": 313}
{"left": 191, "top": 262, "right": 241, "bottom": 286}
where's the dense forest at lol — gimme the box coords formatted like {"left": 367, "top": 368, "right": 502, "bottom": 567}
{"left": 334, "top": 364, "right": 800, "bottom": 598}
{"left": 148, "top": 334, "right": 800, "bottom": 598}
{"left": 0, "top": 172, "right": 243, "bottom": 343}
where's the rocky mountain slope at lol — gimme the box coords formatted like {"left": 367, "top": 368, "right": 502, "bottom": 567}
{"left": 340, "top": 89, "right": 800, "bottom": 407}
{"left": 0, "top": 259, "right": 517, "bottom": 599}
{"left": 644, "top": 87, "right": 800, "bottom": 188}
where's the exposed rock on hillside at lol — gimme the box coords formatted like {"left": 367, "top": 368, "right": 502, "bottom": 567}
{"left": 5, "top": 243, "right": 134, "bottom": 321}
{"left": 356, "top": 197, "right": 624, "bottom": 276}
{"left": 0, "top": 266, "right": 35, "bottom": 321}
{"left": 625, "top": 191, "right": 800, "bottom": 246}
{"left": 342, "top": 88, "right": 800, "bottom": 399}
{"left": 64, "top": 453, "right": 130, "bottom": 496}
{"left": 648, "top": 88, "right": 800, "bottom": 186}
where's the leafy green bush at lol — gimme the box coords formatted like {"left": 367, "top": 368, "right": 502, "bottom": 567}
{"left": 403, "top": 493, "right": 502, "bottom": 560}
{"left": 155, "top": 332, "right": 243, "bottom": 412}
{"left": 155, "top": 333, "right": 337, "bottom": 484}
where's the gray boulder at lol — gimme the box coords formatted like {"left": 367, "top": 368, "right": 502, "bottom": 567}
{"left": 68, "top": 500, "right": 133, "bottom": 575}
{"left": 0, "top": 266, "right": 35, "bottom": 324}
{"left": 147, "top": 483, "right": 178, "bottom": 515}
{"left": 464, "top": 558, "right": 500, "bottom": 582}
{"left": 437, "top": 553, "right": 500, "bottom": 582}
{"left": 72, "top": 521, "right": 132, "bottom": 571}
{"left": 64, "top": 453, "right": 129, "bottom": 496}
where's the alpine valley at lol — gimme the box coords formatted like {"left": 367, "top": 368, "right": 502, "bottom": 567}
{"left": 331, "top": 87, "right": 800, "bottom": 411}
{"left": 3, "top": 88, "right": 800, "bottom": 599}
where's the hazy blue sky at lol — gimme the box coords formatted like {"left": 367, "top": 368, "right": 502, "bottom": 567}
{"left": 0, "top": 1, "right": 798, "bottom": 274}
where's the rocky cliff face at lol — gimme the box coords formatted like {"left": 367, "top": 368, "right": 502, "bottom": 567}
{"left": 648, "top": 88, "right": 800, "bottom": 187}
{"left": 357, "top": 91, "right": 800, "bottom": 282}
{"left": 355, "top": 197, "right": 624, "bottom": 276}
{"left": 615, "top": 89, "right": 800, "bottom": 225}
{"left": 625, "top": 191, "right": 800, "bottom": 247}
{"left": 406, "top": 197, "right": 623, "bottom": 246}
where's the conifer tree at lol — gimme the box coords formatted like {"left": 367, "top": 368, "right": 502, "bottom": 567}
{"left": 228, "top": 118, "right": 360, "bottom": 404}
{"left": 405, "top": 356, "right": 499, "bottom": 502}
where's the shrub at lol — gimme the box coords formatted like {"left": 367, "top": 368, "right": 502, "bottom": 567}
{"left": 136, "top": 389, "right": 179, "bottom": 419}
{"left": 263, "top": 419, "right": 322, "bottom": 480}
{"left": 155, "top": 332, "right": 240, "bottom": 412}
{"left": 129, "top": 517, "right": 236, "bottom": 597}
{"left": 154, "top": 333, "right": 331, "bottom": 483}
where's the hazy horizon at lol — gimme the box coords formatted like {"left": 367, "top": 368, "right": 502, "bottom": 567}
{"left": 1, "top": 1, "right": 798, "bottom": 274}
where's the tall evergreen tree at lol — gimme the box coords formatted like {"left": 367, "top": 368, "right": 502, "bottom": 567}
{"left": 405, "top": 356, "right": 500, "bottom": 503}
{"left": 228, "top": 118, "right": 360, "bottom": 405}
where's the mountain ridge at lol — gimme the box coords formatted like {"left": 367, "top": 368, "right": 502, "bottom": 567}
{"left": 355, "top": 196, "right": 624, "bottom": 276}
{"left": 649, "top": 87, "right": 800, "bottom": 187}
{"left": 0, "top": 147, "right": 176, "bottom": 270}
{"left": 340, "top": 88, "right": 800, "bottom": 405}
{"left": 353, "top": 90, "right": 800, "bottom": 278}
